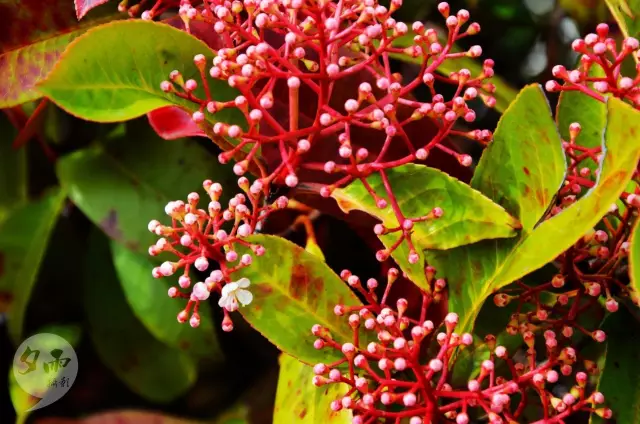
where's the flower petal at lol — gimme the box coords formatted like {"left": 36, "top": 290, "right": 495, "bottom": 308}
{"left": 218, "top": 294, "right": 230, "bottom": 308}
{"left": 226, "top": 297, "right": 239, "bottom": 312}
{"left": 236, "top": 277, "right": 251, "bottom": 288}
{"left": 236, "top": 289, "right": 253, "bottom": 306}
{"left": 221, "top": 282, "right": 238, "bottom": 297}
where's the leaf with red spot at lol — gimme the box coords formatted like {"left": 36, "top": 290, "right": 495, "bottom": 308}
{"left": 471, "top": 84, "right": 566, "bottom": 232}
{"left": 0, "top": 0, "right": 120, "bottom": 108}
{"left": 231, "top": 235, "right": 363, "bottom": 365}
{"left": 75, "top": 0, "right": 111, "bottom": 20}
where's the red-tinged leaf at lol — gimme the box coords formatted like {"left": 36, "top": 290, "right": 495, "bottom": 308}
{"left": 0, "top": 0, "right": 120, "bottom": 107}
{"left": 36, "top": 410, "right": 204, "bottom": 424}
{"left": 75, "top": 0, "right": 111, "bottom": 20}
{"left": 147, "top": 106, "right": 207, "bottom": 140}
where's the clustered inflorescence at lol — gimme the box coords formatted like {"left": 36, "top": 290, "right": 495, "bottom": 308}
{"left": 148, "top": 0, "right": 495, "bottom": 326}
{"left": 307, "top": 268, "right": 611, "bottom": 423}
{"left": 148, "top": 177, "right": 289, "bottom": 331}
{"left": 135, "top": 0, "right": 639, "bottom": 421}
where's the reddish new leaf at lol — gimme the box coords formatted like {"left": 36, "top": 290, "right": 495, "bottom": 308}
{"left": 0, "top": 0, "right": 119, "bottom": 107}
{"left": 147, "top": 106, "right": 207, "bottom": 140}
{"left": 75, "top": 0, "right": 111, "bottom": 19}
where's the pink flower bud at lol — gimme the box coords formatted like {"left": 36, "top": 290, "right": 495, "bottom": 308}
{"left": 456, "top": 413, "right": 469, "bottom": 424}
{"left": 177, "top": 310, "right": 189, "bottom": 323}
{"left": 403, "top": 393, "right": 416, "bottom": 406}
{"left": 178, "top": 275, "right": 191, "bottom": 288}
{"left": 592, "top": 330, "right": 606, "bottom": 342}
{"left": 391, "top": 357, "right": 406, "bottom": 371}
{"left": 160, "top": 261, "right": 176, "bottom": 276}
{"left": 468, "top": 379, "right": 479, "bottom": 391}
{"left": 189, "top": 313, "right": 201, "bottom": 328}
{"left": 287, "top": 76, "right": 300, "bottom": 89}
{"left": 329, "top": 368, "right": 342, "bottom": 381}
{"left": 427, "top": 358, "right": 442, "bottom": 372}
{"left": 313, "top": 363, "right": 327, "bottom": 375}
{"left": 195, "top": 256, "right": 209, "bottom": 271}
{"left": 168, "top": 287, "right": 178, "bottom": 298}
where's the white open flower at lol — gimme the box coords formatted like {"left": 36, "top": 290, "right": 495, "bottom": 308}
{"left": 218, "top": 278, "right": 253, "bottom": 311}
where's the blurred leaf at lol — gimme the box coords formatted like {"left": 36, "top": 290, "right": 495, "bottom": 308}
{"left": 0, "top": 0, "right": 119, "bottom": 107}
{"left": 0, "top": 188, "right": 66, "bottom": 343}
{"left": 606, "top": 0, "right": 640, "bottom": 40}
{"left": 274, "top": 354, "right": 351, "bottom": 423}
{"left": 0, "top": 110, "right": 27, "bottom": 223}
{"left": 214, "top": 404, "right": 250, "bottom": 424}
{"left": 427, "top": 96, "right": 640, "bottom": 335}
{"left": 629, "top": 217, "right": 640, "bottom": 298}
{"left": 84, "top": 231, "right": 197, "bottom": 403}
{"left": 590, "top": 308, "right": 640, "bottom": 423}
{"left": 332, "top": 164, "right": 520, "bottom": 290}
{"left": 560, "top": 0, "right": 609, "bottom": 24}
{"left": 9, "top": 369, "right": 38, "bottom": 424}
{"left": 232, "top": 235, "right": 362, "bottom": 365}
{"left": 389, "top": 34, "right": 518, "bottom": 113}
{"left": 110, "top": 242, "right": 224, "bottom": 359}
{"left": 38, "top": 20, "right": 245, "bottom": 152}
{"left": 56, "top": 120, "right": 236, "bottom": 254}
{"left": 35, "top": 410, "right": 205, "bottom": 424}
{"left": 556, "top": 67, "right": 607, "bottom": 172}
{"left": 472, "top": 84, "right": 566, "bottom": 232}
{"left": 75, "top": 0, "right": 111, "bottom": 19}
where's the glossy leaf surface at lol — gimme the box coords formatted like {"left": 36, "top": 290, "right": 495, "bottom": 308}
{"left": 427, "top": 96, "right": 640, "bottom": 335}
{"left": 232, "top": 235, "right": 362, "bottom": 364}
{"left": 332, "top": 164, "right": 520, "bottom": 289}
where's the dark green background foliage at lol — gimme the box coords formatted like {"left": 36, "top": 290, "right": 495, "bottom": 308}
{"left": 1, "top": 1, "right": 640, "bottom": 423}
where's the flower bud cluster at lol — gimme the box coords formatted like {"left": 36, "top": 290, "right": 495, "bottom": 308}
{"left": 148, "top": 177, "right": 288, "bottom": 330}
{"left": 312, "top": 270, "right": 610, "bottom": 423}
{"left": 546, "top": 23, "right": 640, "bottom": 108}
{"left": 156, "top": 1, "right": 494, "bottom": 264}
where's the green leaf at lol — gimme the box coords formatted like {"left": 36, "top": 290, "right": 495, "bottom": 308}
{"left": 274, "top": 354, "right": 351, "bottom": 424}
{"left": 472, "top": 84, "right": 566, "bottom": 232}
{"left": 56, "top": 119, "right": 236, "bottom": 254}
{"left": 388, "top": 34, "right": 518, "bottom": 113}
{"left": 0, "top": 111, "right": 27, "bottom": 223}
{"left": 0, "top": 188, "right": 66, "bottom": 344}
{"left": 629, "top": 217, "right": 640, "bottom": 298}
{"left": 38, "top": 20, "right": 244, "bottom": 139}
{"left": 331, "top": 164, "right": 521, "bottom": 289}
{"left": 0, "top": 0, "right": 120, "bottom": 107}
{"left": 110, "top": 242, "right": 223, "bottom": 359}
{"left": 232, "top": 235, "right": 362, "bottom": 365}
{"left": 427, "top": 96, "right": 640, "bottom": 335}
{"left": 84, "top": 231, "right": 197, "bottom": 403}
{"left": 605, "top": 0, "right": 640, "bottom": 40}
{"left": 590, "top": 308, "right": 640, "bottom": 423}
{"left": 556, "top": 67, "right": 608, "bottom": 172}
